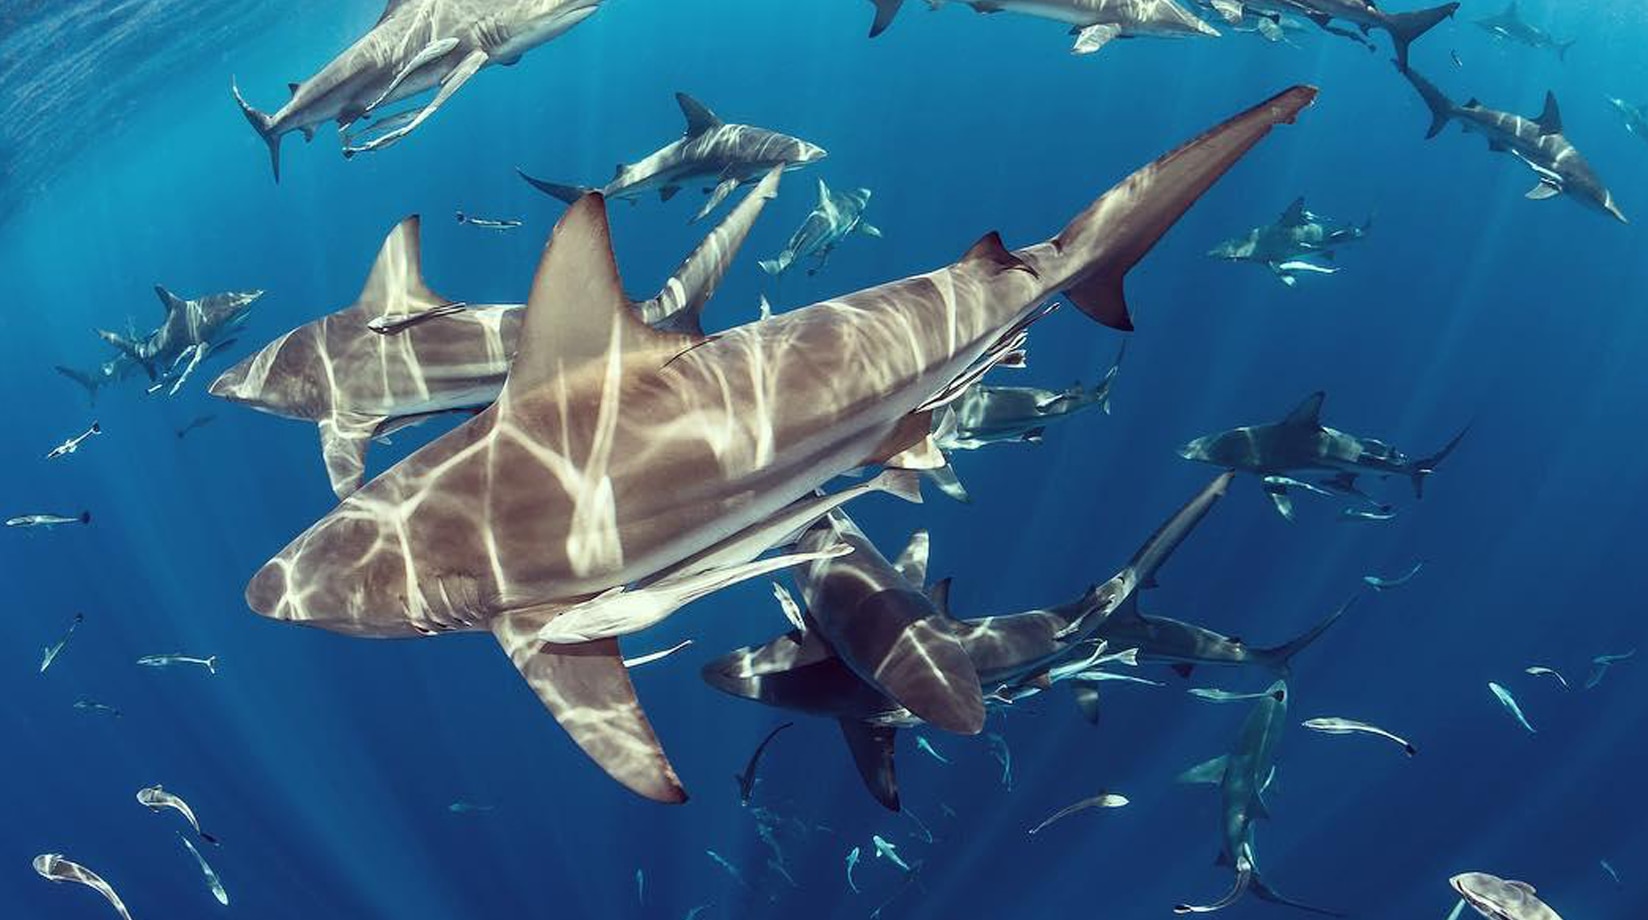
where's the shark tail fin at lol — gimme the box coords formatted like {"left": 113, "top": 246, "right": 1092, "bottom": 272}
{"left": 517, "top": 168, "right": 592, "bottom": 205}
{"left": 54, "top": 366, "right": 101, "bottom": 405}
{"left": 79, "top": 511, "right": 92, "bottom": 525}
{"left": 839, "top": 719, "right": 900, "bottom": 811}
{"left": 1054, "top": 86, "right": 1316, "bottom": 331}
{"left": 1255, "top": 596, "right": 1355, "bottom": 673}
{"left": 1412, "top": 424, "right": 1469, "bottom": 498}
{"left": 205, "top": 656, "right": 218, "bottom": 675}
{"left": 1400, "top": 66, "right": 1455, "bottom": 139}
{"left": 1250, "top": 875, "right": 1346, "bottom": 917}
{"left": 1384, "top": 3, "right": 1459, "bottom": 71}
{"left": 868, "top": 0, "right": 905, "bottom": 37}
{"left": 231, "top": 78, "right": 282, "bottom": 183}
{"left": 1557, "top": 39, "right": 1575, "bottom": 62}
{"left": 1174, "top": 866, "right": 1252, "bottom": 914}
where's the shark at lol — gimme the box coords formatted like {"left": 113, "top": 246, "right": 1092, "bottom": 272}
{"left": 702, "top": 473, "right": 1235, "bottom": 809}
{"left": 1207, "top": 197, "right": 1371, "bottom": 286}
{"left": 1094, "top": 595, "right": 1349, "bottom": 682}
{"left": 936, "top": 341, "right": 1126, "bottom": 450}
{"left": 735, "top": 722, "right": 794, "bottom": 805}
{"left": 232, "top": 0, "right": 607, "bottom": 178}
{"left": 1175, "top": 681, "right": 1341, "bottom": 916}
{"left": 241, "top": 87, "right": 1312, "bottom": 803}
{"left": 866, "top": 0, "right": 1220, "bottom": 53}
{"left": 1402, "top": 69, "right": 1626, "bottom": 223}
{"left": 1473, "top": 2, "right": 1572, "bottom": 61}
{"left": 1178, "top": 391, "right": 1468, "bottom": 516}
{"left": 98, "top": 285, "right": 261, "bottom": 384}
{"left": 1223, "top": 0, "right": 1457, "bottom": 68}
{"left": 759, "top": 179, "right": 881, "bottom": 277}
{"left": 210, "top": 170, "right": 781, "bottom": 499}
{"left": 519, "top": 94, "right": 827, "bottom": 221}
{"left": 33, "top": 854, "right": 134, "bottom": 920}
{"left": 55, "top": 355, "right": 141, "bottom": 405}
{"left": 1607, "top": 97, "right": 1648, "bottom": 148}
{"left": 1451, "top": 872, "right": 1564, "bottom": 920}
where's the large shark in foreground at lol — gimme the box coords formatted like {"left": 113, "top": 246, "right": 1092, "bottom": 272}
{"left": 519, "top": 94, "right": 826, "bottom": 221}
{"left": 1207, "top": 197, "right": 1371, "bottom": 286}
{"left": 866, "top": 0, "right": 1220, "bottom": 52}
{"left": 233, "top": 0, "right": 607, "bottom": 178}
{"left": 1178, "top": 391, "right": 1467, "bottom": 517}
{"left": 1473, "top": 2, "right": 1572, "bottom": 61}
{"left": 211, "top": 171, "right": 782, "bottom": 499}
{"left": 98, "top": 286, "right": 262, "bottom": 386}
{"left": 243, "top": 86, "right": 1316, "bottom": 802}
{"left": 1401, "top": 69, "right": 1626, "bottom": 223}
{"left": 704, "top": 474, "right": 1235, "bottom": 808}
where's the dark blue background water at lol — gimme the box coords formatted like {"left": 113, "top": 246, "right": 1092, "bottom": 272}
{"left": 4, "top": 1, "right": 1645, "bottom": 917}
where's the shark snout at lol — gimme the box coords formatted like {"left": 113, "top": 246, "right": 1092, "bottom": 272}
{"left": 1177, "top": 439, "right": 1206, "bottom": 461}
{"left": 796, "top": 142, "right": 828, "bottom": 165}
{"left": 245, "top": 559, "right": 288, "bottom": 619}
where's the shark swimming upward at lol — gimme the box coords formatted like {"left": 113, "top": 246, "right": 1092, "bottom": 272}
{"left": 1207, "top": 197, "right": 1371, "bottom": 286}
{"left": 702, "top": 473, "right": 1234, "bottom": 808}
{"left": 233, "top": 0, "right": 608, "bottom": 177}
{"left": 519, "top": 94, "right": 826, "bottom": 221}
{"left": 210, "top": 170, "right": 781, "bottom": 499}
{"left": 98, "top": 286, "right": 261, "bottom": 386}
{"left": 1401, "top": 69, "right": 1626, "bottom": 223}
{"left": 866, "top": 0, "right": 1220, "bottom": 53}
{"left": 1179, "top": 391, "right": 1467, "bottom": 517}
{"left": 242, "top": 86, "right": 1315, "bottom": 803}
{"left": 759, "top": 179, "right": 881, "bottom": 277}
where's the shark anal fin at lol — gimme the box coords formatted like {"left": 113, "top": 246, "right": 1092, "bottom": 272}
{"left": 318, "top": 412, "right": 387, "bottom": 499}
{"left": 839, "top": 720, "right": 900, "bottom": 811}
{"left": 492, "top": 611, "right": 686, "bottom": 803}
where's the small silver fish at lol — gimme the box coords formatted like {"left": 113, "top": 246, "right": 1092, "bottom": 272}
{"left": 1341, "top": 506, "right": 1397, "bottom": 523}
{"left": 986, "top": 732, "right": 1013, "bottom": 790}
{"left": 46, "top": 422, "right": 101, "bottom": 460}
{"left": 1027, "top": 792, "right": 1129, "bottom": 835}
{"left": 903, "top": 807, "right": 934, "bottom": 844}
{"left": 33, "top": 853, "right": 134, "bottom": 920}
{"left": 447, "top": 801, "right": 494, "bottom": 814}
{"left": 846, "top": 845, "right": 861, "bottom": 893}
{"left": 1488, "top": 682, "right": 1536, "bottom": 734}
{"left": 1584, "top": 649, "right": 1635, "bottom": 690}
{"left": 8, "top": 511, "right": 91, "bottom": 528}
{"left": 1189, "top": 687, "right": 1281, "bottom": 703}
{"left": 455, "top": 211, "right": 523, "bottom": 230}
{"left": 1524, "top": 666, "right": 1568, "bottom": 690}
{"left": 636, "top": 868, "right": 644, "bottom": 905}
{"left": 622, "top": 639, "right": 694, "bottom": 669}
{"left": 73, "top": 698, "right": 121, "bottom": 718}
{"left": 872, "top": 834, "right": 911, "bottom": 873}
{"left": 914, "top": 735, "right": 949, "bottom": 764}
{"left": 179, "top": 835, "right": 229, "bottom": 905}
{"left": 137, "top": 784, "right": 217, "bottom": 842}
{"left": 176, "top": 415, "right": 217, "bottom": 440}
{"left": 706, "top": 850, "right": 749, "bottom": 890}
{"left": 1600, "top": 859, "right": 1621, "bottom": 885}
{"left": 1364, "top": 561, "right": 1425, "bottom": 591}
{"left": 1302, "top": 717, "right": 1417, "bottom": 756}
{"left": 366, "top": 303, "right": 469, "bottom": 335}
{"left": 41, "top": 613, "right": 84, "bottom": 674}
{"left": 137, "top": 654, "right": 218, "bottom": 674}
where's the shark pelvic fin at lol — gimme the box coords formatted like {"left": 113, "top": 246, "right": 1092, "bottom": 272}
{"left": 893, "top": 529, "right": 930, "bottom": 587}
{"left": 677, "top": 93, "right": 723, "bottom": 137}
{"left": 491, "top": 612, "right": 686, "bottom": 803}
{"left": 839, "top": 720, "right": 901, "bottom": 811}
{"left": 508, "top": 194, "right": 694, "bottom": 400}
{"left": 867, "top": 0, "right": 905, "bottom": 37}
{"left": 357, "top": 217, "right": 453, "bottom": 316}
{"left": 317, "top": 411, "right": 386, "bottom": 499}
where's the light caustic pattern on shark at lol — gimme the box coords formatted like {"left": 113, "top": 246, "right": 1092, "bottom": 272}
{"left": 242, "top": 87, "right": 1316, "bottom": 803}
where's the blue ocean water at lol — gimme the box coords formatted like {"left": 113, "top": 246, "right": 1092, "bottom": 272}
{"left": 4, "top": 1, "right": 1647, "bottom": 918}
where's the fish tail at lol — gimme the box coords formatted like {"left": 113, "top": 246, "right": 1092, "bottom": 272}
{"left": 231, "top": 77, "right": 283, "bottom": 183}
{"left": 1256, "top": 596, "right": 1355, "bottom": 673}
{"left": 1412, "top": 424, "right": 1470, "bottom": 498}
{"left": 1399, "top": 65, "right": 1456, "bottom": 139}
{"left": 1383, "top": 3, "right": 1459, "bottom": 71}
{"left": 516, "top": 169, "right": 590, "bottom": 205}
{"left": 868, "top": 0, "right": 906, "bottom": 37}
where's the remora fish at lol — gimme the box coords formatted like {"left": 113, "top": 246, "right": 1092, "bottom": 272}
{"left": 1175, "top": 682, "right": 1342, "bottom": 916}
{"left": 760, "top": 179, "right": 880, "bottom": 277}
{"left": 1401, "top": 69, "right": 1626, "bottom": 223}
{"left": 211, "top": 170, "right": 782, "bottom": 499}
{"left": 137, "top": 654, "right": 219, "bottom": 674}
{"left": 137, "top": 784, "right": 218, "bottom": 843}
{"left": 1473, "top": 2, "right": 1573, "bottom": 60}
{"left": 456, "top": 211, "right": 523, "bottom": 230}
{"left": 1341, "top": 506, "right": 1397, "bottom": 523}
{"left": 846, "top": 846, "right": 862, "bottom": 893}
{"left": 1179, "top": 390, "right": 1467, "bottom": 515}
{"left": 1364, "top": 561, "right": 1424, "bottom": 590}
{"left": 1227, "top": 0, "right": 1457, "bottom": 68}
{"left": 736, "top": 722, "right": 794, "bottom": 806}
{"left": 1488, "top": 681, "right": 1535, "bottom": 734}
{"left": 1524, "top": 666, "right": 1567, "bottom": 689}
{"left": 937, "top": 341, "right": 1127, "bottom": 450}
{"left": 246, "top": 88, "right": 1314, "bottom": 803}
{"left": 865, "top": 0, "right": 1220, "bottom": 52}
{"left": 520, "top": 94, "right": 826, "bottom": 221}
{"left": 33, "top": 854, "right": 134, "bottom": 920}
{"left": 1451, "top": 872, "right": 1564, "bottom": 920}
{"left": 1190, "top": 687, "right": 1286, "bottom": 703}
{"left": 872, "top": 834, "right": 912, "bottom": 873}
{"left": 1027, "top": 792, "right": 1128, "bottom": 834}
{"left": 46, "top": 422, "right": 102, "bottom": 460}
{"left": 703, "top": 473, "right": 1235, "bottom": 808}
{"left": 1207, "top": 197, "right": 1370, "bottom": 286}
{"left": 233, "top": 0, "right": 609, "bottom": 176}
{"left": 176, "top": 415, "right": 217, "bottom": 440}
{"left": 41, "top": 613, "right": 84, "bottom": 674}
{"left": 179, "top": 835, "right": 229, "bottom": 905}
{"left": 1607, "top": 98, "right": 1648, "bottom": 147}
{"left": 97, "top": 286, "right": 261, "bottom": 382}
{"left": 8, "top": 511, "right": 92, "bottom": 529}
{"left": 1583, "top": 649, "right": 1634, "bottom": 690}
{"left": 1301, "top": 717, "right": 1417, "bottom": 756}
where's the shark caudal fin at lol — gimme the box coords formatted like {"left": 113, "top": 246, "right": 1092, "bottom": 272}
{"left": 1399, "top": 66, "right": 1456, "bottom": 139}
{"left": 840, "top": 720, "right": 901, "bottom": 811}
{"left": 1055, "top": 86, "right": 1316, "bottom": 331}
{"left": 493, "top": 610, "right": 687, "bottom": 803}
{"left": 1412, "top": 424, "right": 1469, "bottom": 498}
{"left": 1174, "top": 866, "right": 1252, "bottom": 914}
{"left": 54, "top": 367, "right": 102, "bottom": 405}
{"left": 231, "top": 78, "right": 283, "bottom": 183}
{"left": 1251, "top": 875, "right": 1347, "bottom": 917}
{"left": 1255, "top": 596, "right": 1355, "bottom": 674}
{"left": 517, "top": 168, "right": 592, "bottom": 205}
{"left": 867, "top": 0, "right": 905, "bottom": 37}
{"left": 1557, "top": 39, "right": 1575, "bottom": 63}
{"left": 1384, "top": 3, "right": 1458, "bottom": 71}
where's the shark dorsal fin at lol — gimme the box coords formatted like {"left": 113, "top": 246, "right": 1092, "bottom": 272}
{"left": 839, "top": 720, "right": 901, "bottom": 811}
{"left": 377, "top": 0, "right": 412, "bottom": 25}
{"left": 506, "top": 194, "right": 692, "bottom": 401}
{"left": 288, "top": 82, "right": 301, "bottom": 97}
{"left": 1535, "top": 91, "right": 1563, "bottom": 135}
{"left": 1278, "top": 197, "right": 1308, "bottom": 227}
{"left": 926, "top": 577, "right": 953, "bottom": 617}
{"left": 1282, "top": 391, "right": 1326, "bottom": 429}
{"left": 153, "top": 285, "right": 187, "bottom": 315}
{"left": 356, "top": 216, "right": 451, "bottom": 316}
{"left": 817, "top": 177, "right": 832, "bottom": 208}
{"left": 961, "top": 231, "right": 1035, "bottom": 276}
{"left": 893, "top": 529, "right": 930, "bottom": 587}
{"left": 1464, "top": 97, "right": 1482, "bottom": 109}
{"left": 677, "top": 93, "right": 722, "bottom": 137}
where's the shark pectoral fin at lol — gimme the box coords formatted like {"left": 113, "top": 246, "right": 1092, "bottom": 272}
{"left": 867, "top": 0, "right": 905, "bottom": 37}
{"left": 317, "top": 412, "right": 386, "bottom": 499}
{"left": 354, "top": 215, "right": 461, "bottom": 318}
{"left": 363, "top": 37, "right": 460, "bottom": 114}
{"left": 1176, "top": 754, "right": 1228, "bottom": 785}
{"left": 893, "top": 530, "right": 930, "bottom": 587}
{"left": 491, "top": 612, "right": 686, "bottom": 803}
{"left": 1072, "top": 682, "right": 1102, "bottom": 724}
{"left": 1210, "top": 0, "right": 1243, "bottom": 24}
{"left": 839, "top": 720, "right": 901, "bottom": 811}
{"left": 1525, "top": 181, "right": 1561, "bottom": 200}
{"left": 922, "top": 464, "right": 972, "bottom": 503}
{"left": 1263, "top": 483, "right": 1296, "bottom": 521}
{"left": 692, "top": 179, "right": 741, "bottom": 223}
{"left": 1071, "top": 23, "right": 1123, "bottom": 55}
{"left": 344, "top": 48, "right": 487, "bottom": 156}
